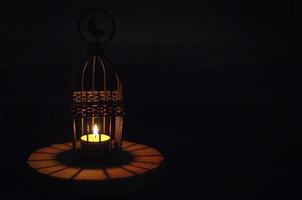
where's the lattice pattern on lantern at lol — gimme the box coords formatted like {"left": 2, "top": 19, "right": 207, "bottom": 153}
{"left": 71, "top": 55, "right": 124, "bottom": 156}
{"left": 73, "top": 91, "right": 119, "bottom": 102}
{"left": 72, "top": 92, "right": 124, "bottom": 117}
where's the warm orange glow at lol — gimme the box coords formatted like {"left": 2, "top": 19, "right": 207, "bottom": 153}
{"left": 27, "top": 141, "right": 164, "bottom": 181}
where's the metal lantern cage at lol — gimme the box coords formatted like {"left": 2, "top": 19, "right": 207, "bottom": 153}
{"left": 71, "top": 53, "right": 124, "bottom": 158}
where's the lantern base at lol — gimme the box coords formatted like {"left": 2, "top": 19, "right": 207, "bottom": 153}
{"left": 73, "top": 146, "right": 121, "bottom": 165}
{"left": 77, "top": 139, "right": 111, "bottom": 161}
{"left": 26, "top": 140, "right": 165, "bottom": 197}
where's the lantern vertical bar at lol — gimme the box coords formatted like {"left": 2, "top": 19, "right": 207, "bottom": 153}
{"left": 92, "top": 117, "right": 94, "bottom": 130}
{"left": 119, "top": 118, "right": 123, "bottom": 152}
{"left": 87, "top": 123, "right": 90, "bottom": 141}
{"left": 92, "top": 56, "right": 96, "bottom": 129}
{"left": 98, "top": 98, "right": 101, "bottom": 145}
{"left": 98, "top": 91, "right": 102, "bottom": 145}
{"left": 92, "top": 56, "right": 96, "bottom": 91}
{"left": 103, "top": 116, "right": 106, "bottom": 142}
{"left": 72, "top": 118, "right": 77, "bottom": 151}
{"left": 81, "top": 58, "right": 89, "bottom": 144}
{"left": 111, "top": 114, "right": 115, "bottom": 150}
{"left": 108, "top": 117, "right": 112, "bottom": 151}
{"left": 114, "top": 73, "right": 123, "bottom": 153}
{"left": 109, "top": 89, "right": 113, "bottom": 151}
{"left": 86, "top": 89, "right": 89, "bottom": 142}
{"left": 99, "top": 115, "right": 101, "bottom": 144}
{"left": 81, "top": 117, "right": 84, "bottom": 136}
{"left": 98, "top": 56, "right": 107, "bottom": 145}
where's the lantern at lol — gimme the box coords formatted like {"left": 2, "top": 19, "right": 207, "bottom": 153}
{"left": 71, "top": 9, "right": 124, "bottom": 159}
{"left": 26, "top": 9, "right": 165, "bottom": 194}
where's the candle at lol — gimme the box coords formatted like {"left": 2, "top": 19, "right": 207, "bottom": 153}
{"left": 80, "top": 124, "right": 110, "bottom": 143}
{"left": 79, "top": 124, "right": 111, "bottom": 158}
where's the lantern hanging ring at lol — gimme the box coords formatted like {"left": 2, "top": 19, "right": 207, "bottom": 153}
{"left": 77, "top": 8, "right": 116, "bottom": 46}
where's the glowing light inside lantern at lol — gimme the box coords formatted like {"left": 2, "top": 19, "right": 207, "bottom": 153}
{"left": 80, "top": 124, "right": 110, "bottom": 142}
{"left": 93, "top": 124, "right": 98, "bottom": 138}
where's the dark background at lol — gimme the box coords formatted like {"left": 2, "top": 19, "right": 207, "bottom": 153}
{"left": 0, "top": 0, "right": 295, "bottom": 199}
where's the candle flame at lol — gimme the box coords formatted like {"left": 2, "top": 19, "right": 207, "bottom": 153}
{"left": 93, "top": 124, "right": 98, "bottom": 138}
